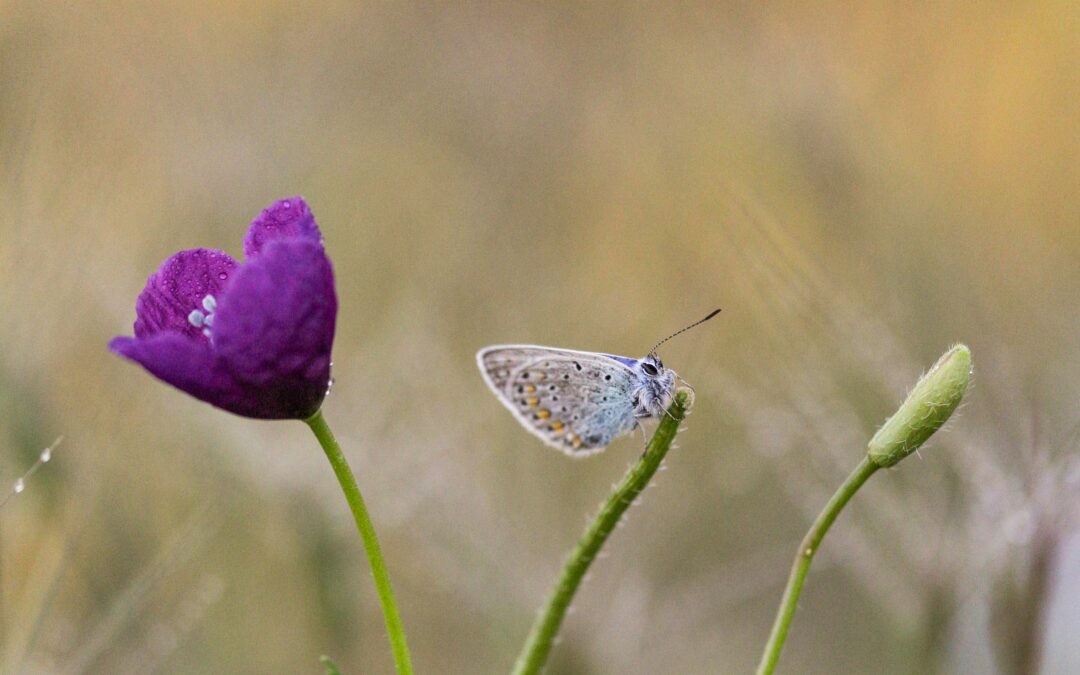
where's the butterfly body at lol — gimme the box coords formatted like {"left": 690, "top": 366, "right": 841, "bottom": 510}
{"left": 476, "top": 345, "right": 679, "bottom": 456}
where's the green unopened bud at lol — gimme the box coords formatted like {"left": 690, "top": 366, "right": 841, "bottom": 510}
{"left": 868, "top": 344, "right": 972, "bottom": 468}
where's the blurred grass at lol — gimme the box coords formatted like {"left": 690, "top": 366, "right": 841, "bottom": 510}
{"left": 1, "top": 2, "right": 1078, "bottom": 673}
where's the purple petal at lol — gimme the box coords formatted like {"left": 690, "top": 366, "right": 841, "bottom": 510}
{"left": 133, "top": 249, "right": 239, "bottom": 341}
{"left": 110, "top": 334, "right": 311, "bottom": 420}
{"left": 243, "top": 196, "right": 322, "bottom": 258}
{"left": 213, "top": 237, "right": 337, "bottom": 419}
{"left": 110, "top": 333, "right": 234, "bottom": 409}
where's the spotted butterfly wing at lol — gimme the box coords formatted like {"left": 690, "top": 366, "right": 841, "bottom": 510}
{"left": 477, "top": 346, "right": 641, "bottom": 456}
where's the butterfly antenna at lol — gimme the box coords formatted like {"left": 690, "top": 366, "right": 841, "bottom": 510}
{"left": 648, "top": 308, "right": 722, "bottom": 355}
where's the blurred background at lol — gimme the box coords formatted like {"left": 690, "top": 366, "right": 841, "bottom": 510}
{"left": 1, "top": 2, "right": 1078, "bottom": 673}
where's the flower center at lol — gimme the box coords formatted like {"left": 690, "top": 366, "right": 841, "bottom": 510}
{"left": 187, "top": 294, "right": 217, "bottom": 339}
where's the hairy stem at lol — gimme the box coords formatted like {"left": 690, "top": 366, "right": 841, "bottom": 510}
{"left": 511, "top": 390, "right": 690, "bottom": 675}
{"left": 306, "top": 411, "right": 413, "bottom": 675}
{"left": 756, "top": 457, "right": 879, "bottom": 675}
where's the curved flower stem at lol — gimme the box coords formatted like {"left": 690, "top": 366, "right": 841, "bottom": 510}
{"left": 511, "top": 390, "right": 690, "bottom": 675}
{"left": 755, "top": 457, "right": 879, "bottom": 675}
{"left": 305, "top": 411, "right": 414, "bottom": 675}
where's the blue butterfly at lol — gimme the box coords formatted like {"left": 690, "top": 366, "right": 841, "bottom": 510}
{"left": 477, "top": 309, "right": 720, "bottom": 456}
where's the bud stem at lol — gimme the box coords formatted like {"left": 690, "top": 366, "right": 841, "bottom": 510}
{"left": 756, "top": 345, "right": 970, "bottom": 673}
{"left": 756, "top": 457, "right": 879, "bottom": 675}
{"left": 306, "top": 411, "right": 414, "bottom": 675}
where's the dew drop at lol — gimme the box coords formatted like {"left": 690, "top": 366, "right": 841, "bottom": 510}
{"left": 13, "top": 478, "right": 24, "bottom": 494}
{"left": 40, "top": 448, "right": 51, "bottom": 462}
{"left": 325, "top": 377, "right": 335, "bottom": 396}
{"left": 218, "top": 272, "right": 227, "bottom": 280}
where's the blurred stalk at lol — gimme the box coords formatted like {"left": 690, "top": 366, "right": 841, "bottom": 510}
{"left": 511, "top": 390, "right": 690, "bottom": 675}
{"left": 756, "top": 345, "right": 971, "bottom": 675}
{"left": 911, "top": 586, "right": 953, "bottom": 675}
{"left": 58, "top": 501, "right": 221, "bottom": 675}
{"left": 305, "top": 411, "right": 413, "bottom": 675}
{"left": 989, "top": 524, "right": 1057, "bottom": 675}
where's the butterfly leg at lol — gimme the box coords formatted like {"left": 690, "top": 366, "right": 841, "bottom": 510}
{"left": 634, "top": 419, "right": 650, "bottom": 458}
{"left": 674, "top": 375, "right": 696, "bottom": 409}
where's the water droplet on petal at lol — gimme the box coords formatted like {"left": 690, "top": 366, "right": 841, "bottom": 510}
{"left": 13, "top": 478, "right": 24, "bottom": 494}
{"left": 325, "top": 377, "right": 335, "bottom": 396}
{"left": 218, "top": 272, "right": 227, "bottom": 281}
{"left": 40, "top": 448, "right": 51, "bottom": 462}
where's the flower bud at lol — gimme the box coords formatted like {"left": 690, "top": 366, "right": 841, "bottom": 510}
{"left": 868, "top": 344, "right": 972, "bottom": 468}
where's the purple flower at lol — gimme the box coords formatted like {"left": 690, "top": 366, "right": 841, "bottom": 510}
{"left": 110, "top": 197, "right": 337, "bottom": 420}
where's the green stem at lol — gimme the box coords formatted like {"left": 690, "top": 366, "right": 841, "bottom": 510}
{"left": 320, "top": 655, "right": 343, "bottom": 675}
{"left": 511, "top": 390, "right": 690, "bottom": 675}
{"left": 305, "top": 410, "right": 414, "bottom": 675}
{"left": 755, "top": 457, "right": 879, "bottom": 675}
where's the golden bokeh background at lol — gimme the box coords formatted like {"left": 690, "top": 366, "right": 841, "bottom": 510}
{"left": 1, "top": 3, "right": 1078, "bottom": 673}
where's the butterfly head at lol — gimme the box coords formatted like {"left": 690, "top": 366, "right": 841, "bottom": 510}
{"left": 633, "top": 353, "right": 677, "bottom": 417}
{"left": 630, "top": 308, "right": 720, "bottom": 418}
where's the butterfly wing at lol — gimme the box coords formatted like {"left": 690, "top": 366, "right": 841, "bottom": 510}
{"left": 477, "top": 345, "right": 641, "bottom": 456}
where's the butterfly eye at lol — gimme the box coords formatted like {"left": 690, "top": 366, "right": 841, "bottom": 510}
{"left": 641, "top": 362, "right": 659, "bottom": 376}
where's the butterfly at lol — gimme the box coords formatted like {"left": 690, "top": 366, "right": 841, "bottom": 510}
{"left": 476, "top": 309, "right": 720, "bottom": 456}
